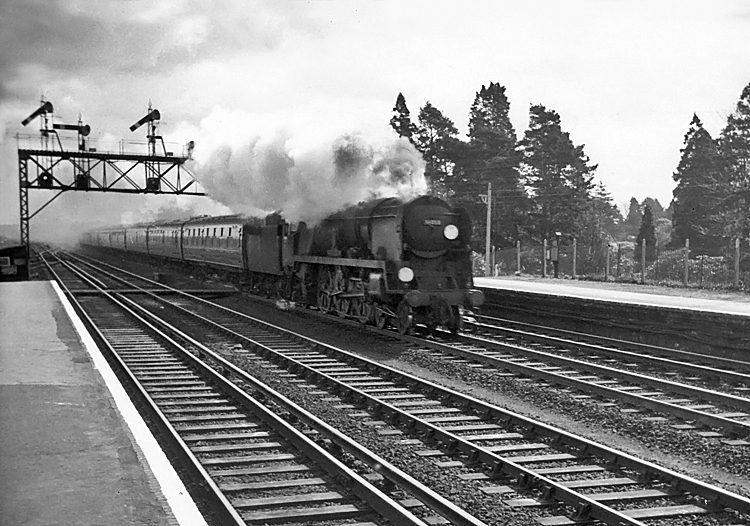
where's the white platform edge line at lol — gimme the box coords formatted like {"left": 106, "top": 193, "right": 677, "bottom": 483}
{"left": 50, "top": 280, "right": 209, "bottom": 526}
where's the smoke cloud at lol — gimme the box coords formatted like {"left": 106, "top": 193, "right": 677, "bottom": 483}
{"left": 193, "top": 132, "right": 428, "bottom": 224}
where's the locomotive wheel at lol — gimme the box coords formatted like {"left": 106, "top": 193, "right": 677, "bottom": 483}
{"left": 358, "top": 300, "right": 373, "bottom": 325}
{"left": 335, "top": 297, "right": 350, "bottom": 317}
{"left": 447, "top": 305, "right": 463, "bottom": 335}
{"left": 317, "top": 270, "right": 332, "bottom": 313}
{"left": 373, "top": 305, "right": 388, "bottom": 329}
{"left": 318, "top": 292, "right": 331, "bottom": 313}
{"left": 397, "top": 301, "right": 414, "bottom": 336}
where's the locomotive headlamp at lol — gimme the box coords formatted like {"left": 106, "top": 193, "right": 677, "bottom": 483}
{"left": 398, "top": 266, "right": 415, "bottom": 283}
{"left": 443, "top": 224, "right": 459, "bottom": 240}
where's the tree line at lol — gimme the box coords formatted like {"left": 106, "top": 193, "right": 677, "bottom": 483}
{"left": 390, "top": 81, "right": 750, "bottom": 259}
{"left": 389, "top": 84, "right": 620, "bottom": 254}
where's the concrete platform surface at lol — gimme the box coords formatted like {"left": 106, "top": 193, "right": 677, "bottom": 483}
{"left": 475, "top": 277, "right": 750, "bottom": 317}
{"left": 0, "top": 281, "right": 203, "bottom": 526}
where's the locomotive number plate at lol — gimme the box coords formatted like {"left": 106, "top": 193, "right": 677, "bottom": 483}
{"left": 423, "top": 219, "right": 441, "bottom": 226}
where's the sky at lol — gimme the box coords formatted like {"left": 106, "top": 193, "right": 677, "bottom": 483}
{"left": 1, "top": 0, "right": 749, "bottom": 242}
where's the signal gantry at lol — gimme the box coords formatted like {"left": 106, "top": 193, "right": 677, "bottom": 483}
{"left": 16, "top": 100, "right": 205, "bottom": 252}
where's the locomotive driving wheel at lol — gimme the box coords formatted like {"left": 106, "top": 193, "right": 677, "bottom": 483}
{"left": 396, "top": 300, "right": 414, "bottom": 335}
{"left": 335, "top": 296, "right": 350, "bottom": 317}
{"left": 317, "top": 270, "right": 332, "bottom": 313}
{"left": 358, "top": 300, "right": 374, "bottom": 325}
{"left": 350, "top": 298, "right": 371, "bottom": 324}
{"left": 373, "top": 304, "right": 388, "bottom": 329}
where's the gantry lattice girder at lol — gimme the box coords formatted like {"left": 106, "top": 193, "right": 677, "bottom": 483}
{"left": 18, "top": 154, "right": 30, "bottom": 249}
{"left": 18, "top": 148, "right": 204, "bottom": 195}
{"left": 17, "top": 146, "right": 205, "bottom": 252}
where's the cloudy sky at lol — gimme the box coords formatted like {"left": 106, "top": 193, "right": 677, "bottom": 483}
{"left": 1, "top": 0, "right": 749, "bottom": 241}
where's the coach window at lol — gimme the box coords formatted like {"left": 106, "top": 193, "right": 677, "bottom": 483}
{"left": 220, "top": 227, "right": 224, "bottom": 237}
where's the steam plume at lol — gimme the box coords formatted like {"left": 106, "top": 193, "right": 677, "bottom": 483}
{"left": 193, "top": 132, "right": 427, "bottom": 224}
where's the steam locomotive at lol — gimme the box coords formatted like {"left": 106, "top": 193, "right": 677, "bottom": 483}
{"left": 80, "top": 195, "right": 484, "bottom": 334}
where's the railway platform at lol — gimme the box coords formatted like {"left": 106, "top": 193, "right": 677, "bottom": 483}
{"left": 475, "top": 277, "right": 750, "bottom": 316}
{"left": 474, "top": 277, "right": 750, "bottom": 357}
{"left": 0, "top": 281, "right": 206, "bottom": 526}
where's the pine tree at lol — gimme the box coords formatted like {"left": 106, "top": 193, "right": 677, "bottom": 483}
{"left": 452, "top": 82, "right": 526, "bottom": 249}
{"left": 413, "top": 101, "right": 460, "bottom": 195}
{"left": 635, "top": 205, "right": 657, "bottom": 261}
{"left": 720, "top": 82, "right": 750, "bottom": 184}
{"left": 715, "top": 82, "right": 750, "bottom": 239}
{"left": 624, "top": 197, "right": 641, "bottom": 237}
{"left": 389, "top": 93, "right": 417, "bottom": 142}
{"left": 641, "top": 197, "right": 666, "bottom": 219}
{"left": 671, "top": 114, "right": 722, "bottom": 253}
{"left": 518, "top": 104, "right": 595, "bottom": 242}
{"left": 578, "top": 183, "right": 621, "bottom": 274}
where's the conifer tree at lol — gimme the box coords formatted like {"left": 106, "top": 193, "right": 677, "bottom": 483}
{"left": 715, "top": 82, "right": 750, "bottom": 239}
{"left": 624, "top": 197, "right": 641, "bottom": 237}
{"left": 720, "top": 82, "right": 750, "bottom": 184}
{"left": 414, "top": 101, "right": 460, "bottom": 195}
{"left": 641, "top": 197, "right": 666, "bottom": 219}
{"left": 578, "top": 183, "right": 621, "bottom": 273}
{"left": 518, "top": 104, "right": 595, "bottom": 242}
{"left": 671, "top": 114, "right": 722, "bottom": 253}
{"left": 453, "top": 82, "right": 526, "bottom": 249}
{"left": 389, "top": 93, "right": 417, "bottom": 142}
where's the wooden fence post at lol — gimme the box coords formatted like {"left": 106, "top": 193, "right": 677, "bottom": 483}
{"left": 605, "top": 244, "right": 610, "bottom": 281}
{"left": 572, "top": 238, "right": 577, "bottom": 278}
{"left": 735, "top": 238, "right": 740, "bottom": 289}
{"left": 543, "top": 239, "right": 547, "bottom": 278}
{"left": 641, "top": 238, "right": 646, "bottom": 284}
{"left": 516, "top": 240, "right": 521, "bottom": 274}
{"left": 616, "top": 243, "right": 621, "bottom": 279}
{"left": 683, "top": 238, "right": 689, "bottom": 286}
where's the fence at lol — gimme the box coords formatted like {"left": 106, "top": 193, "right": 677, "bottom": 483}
{"left": 477, "top": 238, "right": 750, "bottom": 291}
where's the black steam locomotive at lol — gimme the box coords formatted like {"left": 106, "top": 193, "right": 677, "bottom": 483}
{"left": 81, "top": 194, "right": 484, "bottom": 334}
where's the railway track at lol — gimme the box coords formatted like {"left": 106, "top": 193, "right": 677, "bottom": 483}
{"left": 55, "top": 250, "right": 750, "bottom": 526}
{"left": 42, "top": 251, "right": 484, "bottom": 526}
{"left": 470, "top": 314, "right": 750, "bottom": 384}
{"left": 67, "top": 250, "right": 750, "bottom": 437}
{"left": 411, "top": 328, "right": 750, "bottom": 439}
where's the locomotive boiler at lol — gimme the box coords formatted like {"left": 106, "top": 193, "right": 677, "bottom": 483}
{"left": 295, "top": 195, "right": 484, "bottom": 333}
